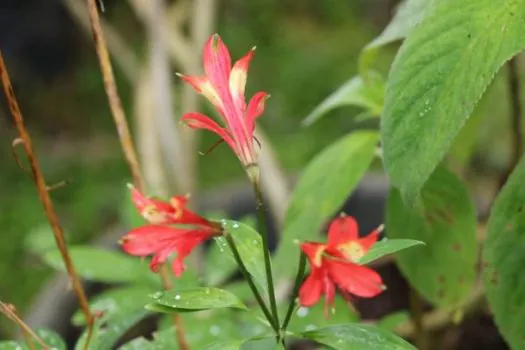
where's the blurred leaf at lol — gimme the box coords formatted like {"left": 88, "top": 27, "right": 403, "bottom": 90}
{"left": 358, "top": 239, "right": 424, "bottom": 265}
{"left": 386, "top": 166, "right": 477, "bottom": 307}
{"left": 25, "top": 224, "right": 59, "bottom": 256}
{"left": 119, "top": 337, "right": 154, "bottom": 350}
{"left": 449, "top": 104, "right": 486, "bottom": 167}
{"left": 2, "top": 330, "right": 67, "bottom": 350}
{"left": 382, "top": 0, "right": 525, "bottom": 205}
{"left": 218, "top": 220, "right": 267, "bottom": 294}
{"left": 72, "top": 286, "right": 152, "bottom": 325}
{"left": 483, "top": 155, "right": 525, "bottom": 349}
{"left": 377, "top": 311, "right": 410, "bottom": 332}
{"left": 43, "top": 246, "right": 155, "bottom": 284}
{"left": 302, "top": 74, "right": 384, "bottom": 127}
{"left": 0, "top": 342, "right": 20, "bottom": 350}
{"left": 287, "top": 295, "right": 359, "bottom": 333}
{"left": 149, "top": 287, "right": 247, "bottom": 312}
{"left": 302, "top": 324, "right": 416, "bottom": 349}
{"left": 360, "top": 0, "right": 431, "bottom": 71}
{"left": 274, "top": 131, "right": 379, "bottom": 278}
{"left": 203, "top": 340, "right": 243, "bottom": 350}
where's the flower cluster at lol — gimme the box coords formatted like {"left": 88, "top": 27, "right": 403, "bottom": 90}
{"left": 177, "top": 34, "right": 269, "bottom": 180}
{"left": 120, "top": 34, "right": 385, "bottom": 314}
{"left": 120, "top": 185, "right": 221, "bottom": 276}
{"left": 299, "top": 216, "right": 385, "bottom": 316}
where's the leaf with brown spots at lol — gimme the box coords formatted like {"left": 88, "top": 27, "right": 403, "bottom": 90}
{"left": 484, "top": 154, "right": 525, "bottom": 349}
{"left": 386, "top": 165, "right": 477, "bottom": 308}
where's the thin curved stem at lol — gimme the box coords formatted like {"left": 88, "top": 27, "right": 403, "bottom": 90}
{"left": 223, "top": 233, "right": 280, "bottom": 333}
{"left": 251, "top": 180, "right": 280, "bottom": 330}
{"left": 281, "top": 251, "right": 306, "bottom": 332}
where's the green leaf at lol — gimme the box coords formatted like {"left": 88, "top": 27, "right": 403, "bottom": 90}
{"left": 205, "top": 238, "right": 238, "bottom": 286}
{"left": 149, "top": 287, "right": 247, "bottom": 312}
{"left": 219, "top": 220, "right": 267, "bottom": 294}
{"left": 274, "top": 131, "right": 379, "bottom": 278}
{"left": 483, "top": 155, "right": 525, "bottom": 349}
{"left": 302, "top": 74, "right": 384, "bottom": 127}
{"left": 358, "top": 239, "right": 424, "bottom": 265}
{"left": 382, "top": 0, "right": 525, "bottom": 204}
{"left": 203, "top": 340, "right": 243, "bottom": 350}
{"left": 72, "top": 286, "right": 152, "bottom": 325}
{"left": 386, "top": 166, "right": 477, "bottom": 307}
{"left": 302, "top": 324, "right": 416, "bottom": 350}
{"left": 43, "top": 246, "right": 156, "bottom": 285}
{"left": 377, "top": 311, "right": 410, "bottom": 332}
{"left": 286, "top": 295, "right": 359, "bottom": 333}
{"left": 360, "top": 0, "right": 432, "bottom": 71}
{"left": 0, "top": 342, "right": 20, "bottom": 350}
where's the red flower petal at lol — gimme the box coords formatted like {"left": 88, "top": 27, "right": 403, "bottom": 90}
{"left": 120, "top": 225, "right": 189, "bottom": 257}
{"left": 229, "top": 48, "right": 255, "bottom": 112}
{"left": 327, "top": 216, "right": 359, "bottom": 246}
{"left": 245, "top": 92, "right": 269, "bottom": 132}
{"left": 327, "top": 259, "right": 385, "bottom": 298}
{"left": 300, "top": 242, "right": 327, "bottom": 267}
{"left": 178, "top": 75, "right": 224, "bottom": 113}
{"left": 181, "top": 112, "right": 237, "bottom": 152}
{"left": 171, "top": 232, "right": 211, "bottom": 277}
{"left": 129, "top": 185, "right": 177, "bottom": 225}
{"left": 356, "top": 227, "right": 381, "bottom": 252}
{"left": 203, "top": 34, "right": 232, "bottom": 96}
{"left": 299, "top": 265, "right": 324, "bottom": 307}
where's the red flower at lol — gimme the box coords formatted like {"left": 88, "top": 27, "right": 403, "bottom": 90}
{"left": 177, "top": 33, "right": 269, "bottom": 176}
{"left": 298, "top": 216, "right": 385, "bottom": 316}
{"left": 120, "top": 185, "right": 221, "bottom": 276}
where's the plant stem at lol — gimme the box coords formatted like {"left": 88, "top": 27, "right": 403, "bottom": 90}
{"left": 281, "top": 251, "right": 306, "bottom": 332}
{"left": 85, "top": 0, "right": 144, "bottom": 192}
{"left": 223, "top": 233, "right": 280, "bottom": 334}
{"left": 160, "top": 265, "right": 189, "bottom": 350}
{"left": 84, "top": 0, "right": 188, "bottom": 345}
{"left": 409, "top": 289, "right": 427, "bottom": 350}
{"left": 251, "top": 179, "right": 281, "bottom": 329}
{"left": 501, "top": 57, "right": 523, "bottom": 187}
{"left": 0, "top": 53, "right": 95, "bottom": 349}
{"left": 0, "top": 302, "right": 45, "bottom": 350}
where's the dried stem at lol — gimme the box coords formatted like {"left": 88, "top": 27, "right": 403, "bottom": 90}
{"left": 160, "top": 265, "right": 189, "bottom": 350}
{"left": 84, "top": 0, "right": 189, "bottom": 345}
{"left": 0, "top": 302, "right": 48, "bottom": 349}
{"left": 0, "top": 53, "right": 94, "bottom": 349}
{"left": 501, "top": 57, "right": 523, "bottom": 186}
{"left": 85, "top": 0, "right": 145, "bottom": 192}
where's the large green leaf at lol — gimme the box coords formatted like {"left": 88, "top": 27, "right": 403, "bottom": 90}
{"left": 274, "top": 131, "right": 379, "bottom": 278}
{"left": 386, "top": 166, "right": 477, "bottom": 307}
{"left": 382, "top": 0, "right": 525, "bottom": 204}
{"left": 360, "top": 0, "right": 432, "bottom": 71}
{"left": 43, "top": 246, "right": 156, "bottom": 285}
{"left": 1, "top": 330, "right": 67, "bottom": 350}
{"left": 358, "top": 239, "right": 424, "bottom": 265}
{"left": 203, "top": 340, "right": 243, "bottom": 350}
{"left": 149, "top": 287, "right": 247, "bottom": 312}
{"left": 302, "top": 324, "right": 416, "bottom": 350}
{"left": 0, "top": 342, "right": 20, "bottom": 350}
{"left": 483, "top": 155, "right": 525, "bottom": 349}
{"left": 302, "top": 74, "right": 385, "bottom": 126}
{"left": 72, "top": 286, "right": 152, "bottom": 325}
{"left": 217, "top": 220, "right": 267, "bottom": 294}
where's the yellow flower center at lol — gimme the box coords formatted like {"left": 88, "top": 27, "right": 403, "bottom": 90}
{"left": 141, "top": 204, "right": 166, "bottom": 224}
{"left": 337, "top": 241, "right": 365, "bottom": 262}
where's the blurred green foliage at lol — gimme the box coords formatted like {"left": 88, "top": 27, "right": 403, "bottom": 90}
{"left": 0, "top": 1, "right": 391, "bottom": 335}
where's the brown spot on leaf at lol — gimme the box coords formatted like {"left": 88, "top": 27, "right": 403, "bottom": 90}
{"left": 507, "top": 223, "right": 514, "bottom": 230}
{"left": 437, "top": 289, "right": 446, "bottom": 299}
{"left": 490, "top": 271, "right": 498, "bottom": 286}
{"left": 438, "top": 275, "right": 446, "bottom": 284}
{"left": 452, "top": 243, "right": 462, "bottom": 252}
{"left": 458, "top": 275, "right": 465, "bottom": 284}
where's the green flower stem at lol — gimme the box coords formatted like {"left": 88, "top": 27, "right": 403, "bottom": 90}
{"left": 281, "top": 251, "right": 306, "bottom": 332}
{"left": 251, "top": 180, "right": 280, "bottom": 330}
{"left": 223, "top": 232, "right": 279, "bottom": 334}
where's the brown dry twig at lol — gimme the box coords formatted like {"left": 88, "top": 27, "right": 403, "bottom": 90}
{"left": 0, "top": 302, "right": 48, "bottom": 349}
{"left": 85, "top": 0, "right": 145, "bottom": 192}
{"left": 0, "top": 52, "right": 95, "bottom": 349}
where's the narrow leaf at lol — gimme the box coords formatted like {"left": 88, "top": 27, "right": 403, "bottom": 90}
{"left": 203, "top": 340, "right": 242, "bottom": 350}
{"left": 275, "top": 131, "right": 379, "bottom": 278}
{"left": 382, "top": 0, "right": 525, "bottom": 204}
{"left": 386, "top": 166, "right": 477, "bottom": 307}
{"left": 149, "top": 287, "right": 247, "bottom": 311}
{"left": 302, "top": 324, "right": 416, "bottom": 350}
{"left": 358, "top": 239, "right": 424, "bottom": 265}
{"left": 483, "top": 155, "right": 525, "bottom": 349}
{"left": 360, "top": 0, "right": 432, "bottom": 71}
{"left": 302, "top": 74, "right": 384, "bottom": 126}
